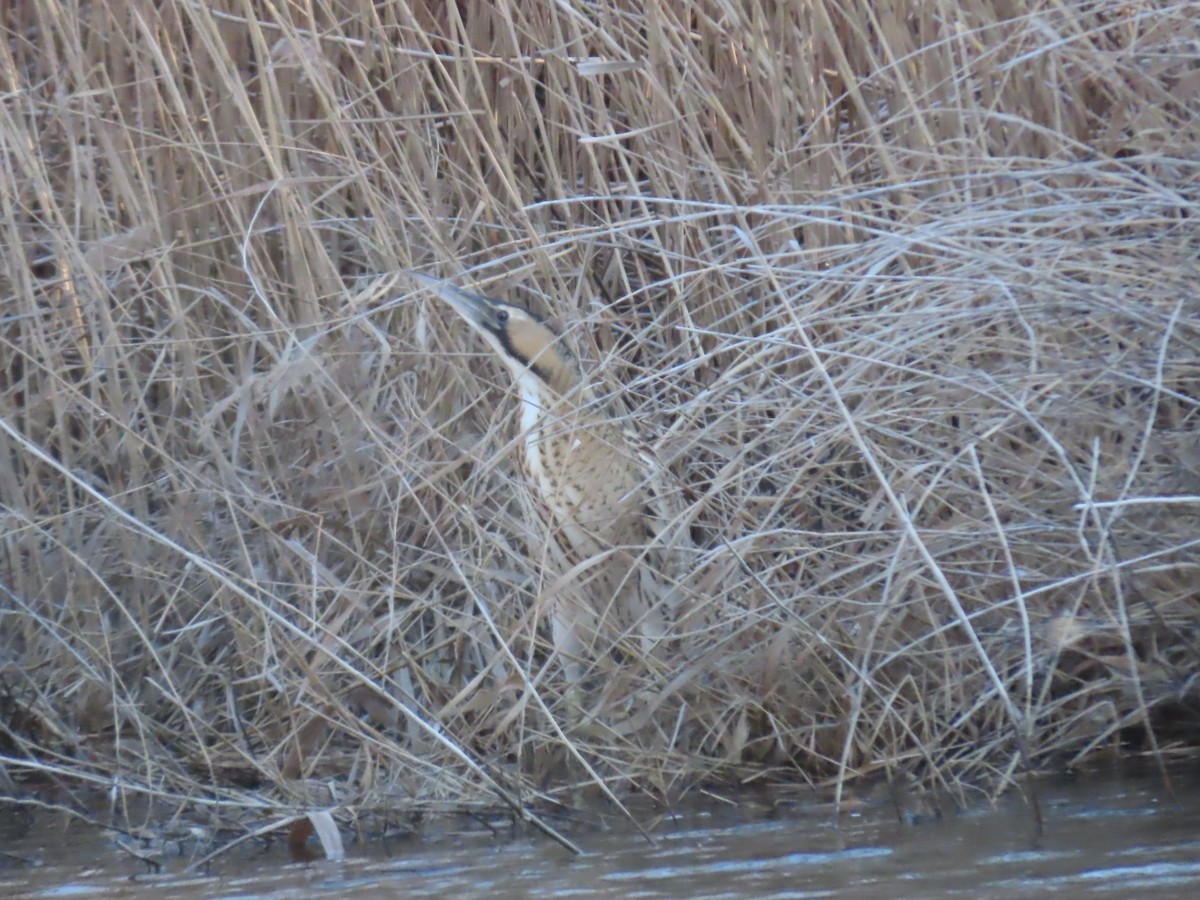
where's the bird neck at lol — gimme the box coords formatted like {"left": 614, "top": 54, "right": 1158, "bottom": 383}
{"left": 514, "top": 368, "right": 600, "bottom": 439}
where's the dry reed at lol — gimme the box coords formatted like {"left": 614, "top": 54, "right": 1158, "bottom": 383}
{"left": 1, "top": 0, "right": 1198, "bottom": 846}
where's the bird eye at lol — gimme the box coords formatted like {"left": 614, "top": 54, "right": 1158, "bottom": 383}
{"left": 495, "top": 309, "right": 510, "bottom": 325}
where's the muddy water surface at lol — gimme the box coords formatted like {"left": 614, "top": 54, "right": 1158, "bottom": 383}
{"left": 2, "top": 763, "right": 1199, "bottom": 898}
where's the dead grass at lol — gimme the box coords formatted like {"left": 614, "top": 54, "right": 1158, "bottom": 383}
{"left": 1, "top": 0, "right": 1198, "bottom": 843}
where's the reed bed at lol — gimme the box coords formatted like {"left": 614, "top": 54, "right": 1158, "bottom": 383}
{"left": 1, "top": 0, "right": 1198, "bottom": 846}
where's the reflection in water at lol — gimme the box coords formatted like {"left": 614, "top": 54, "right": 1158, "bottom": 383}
{"left": 2, "top": 764, "right": 1199, "bottom": 898}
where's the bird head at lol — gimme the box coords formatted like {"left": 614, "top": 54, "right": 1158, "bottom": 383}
{"left": 411, "top": 272, "right": 583, "bottom": 398}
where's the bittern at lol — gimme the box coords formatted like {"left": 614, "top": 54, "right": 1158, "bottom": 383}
{"left": 412, "top": 272, "right": 679, "bottom": 687}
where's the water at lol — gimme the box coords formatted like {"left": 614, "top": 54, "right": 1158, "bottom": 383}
{"left": 2, "top": 763, "right": 1198, "bottom": 898}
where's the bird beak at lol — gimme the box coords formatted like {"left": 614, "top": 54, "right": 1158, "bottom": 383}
{"left": 407, "top": 271, "right": 496, "bottom": 331}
